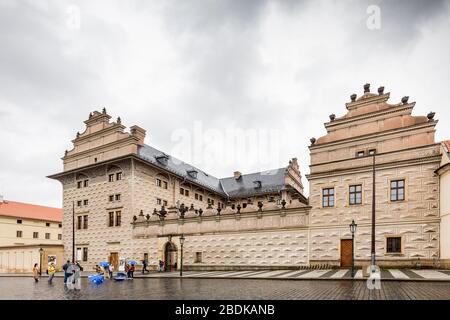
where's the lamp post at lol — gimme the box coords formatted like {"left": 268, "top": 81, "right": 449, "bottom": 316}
{"left": 349, "top": 220, "right": 357, "bottom": 278}
{"left": 39, "top": 247, "right": 44, "bottom": 276}
{"left": 72, "top": 201, "right": 75, "bottom": 263}
{"left": 371, "top": 153, "right": 376, "bottom": 267}
{"left": 179, "top": 234, "right": 185, "bottom": 277}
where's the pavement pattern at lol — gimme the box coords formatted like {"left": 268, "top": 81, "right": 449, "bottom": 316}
{"left": 138, "top": 269, "right": 450, "bottom": 281}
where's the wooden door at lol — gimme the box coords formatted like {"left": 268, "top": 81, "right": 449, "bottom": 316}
{"left": 109, "top": 252, "right": 119, "bottom": 270}
{"left": 340, "top": 239, "right": 353, "bottom": 267}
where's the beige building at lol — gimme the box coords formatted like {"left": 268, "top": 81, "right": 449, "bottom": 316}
{"left": 0, "top": 197, "right": 64, "bottom": 272}
{"left": 307, "top": 84, "right": 441, "bottom": 268}
{"left": 437, "top": 141, "right": 450, "bottom": 266}
{"left": 49, "top": 85, "right": 449, "bottom": 271}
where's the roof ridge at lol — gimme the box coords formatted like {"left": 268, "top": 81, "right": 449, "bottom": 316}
{"left": 220, "top": 167, "right": 285, "bottom": 180}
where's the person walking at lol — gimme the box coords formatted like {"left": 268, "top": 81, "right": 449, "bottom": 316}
{"left": 129, "top": 264, "right": 135, "bottom": 278}
{"left": 47, "top": 263, "right": 56, "bottom": 284}
{"left": 32, "top": 263, "right": 39, "bottom": 282}
{"left": 109, "top": 263, "right": 114, "bottom": 279}
{"left": 125, "top": 263, "right": 131, "bottom": 278}
{"left": 142, "top": 259, "right": 149, "bottom": 274}
{"left": 104, "top": 264, "right": 110, "bottom": 279}
{"left": 62, "top": 260, "right": 70, "bottom": 284}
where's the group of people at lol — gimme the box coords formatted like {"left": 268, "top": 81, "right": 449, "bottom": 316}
{"left": 31, "top": 260, "right": 83, "bottom": 289}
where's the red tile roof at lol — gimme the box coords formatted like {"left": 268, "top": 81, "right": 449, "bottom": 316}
{"left": 444, "top": 140, "right": 450, "bottom": 153}
{"left": 0, "top": 200, "right": 62, "bottom": 222}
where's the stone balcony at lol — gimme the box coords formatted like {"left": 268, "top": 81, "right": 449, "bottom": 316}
{"left": 131, "top": 204, "right": 310, "bottom": 238}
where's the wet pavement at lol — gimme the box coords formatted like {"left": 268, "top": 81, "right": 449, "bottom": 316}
{"left": 1, "top": 276, "right": 450, "bottom": 300}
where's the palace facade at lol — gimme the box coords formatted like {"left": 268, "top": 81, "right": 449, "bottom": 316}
{"left": 49, "top": 84, "right": 450, "bottom": 271}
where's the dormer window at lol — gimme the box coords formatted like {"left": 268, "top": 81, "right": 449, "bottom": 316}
{"left": 369, "top": 149, "right": 376, "bottom": 155}
{"left": 187, "top": 170, "right": 198, "bottom": 179}
{"left": 253, "top": 180, "right": 262, "bottom": 189}
{"left": 155, "top": 154, "right": 169, "bottom": 165}
{"left": 356, "top": 151, "right": 365, "bottom": 157}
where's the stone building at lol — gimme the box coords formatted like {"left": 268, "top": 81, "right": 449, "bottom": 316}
{"left": 437, "top": 141, "right": 450, "bottom": 267}
{"left": 48, "top": 109, "right": 309, "bottom": 271}
{"left": 49, "top": 85, "right": 449, "bottom": 271}
{"left": 307, "top": 84, "right": 442, "bottom": 268}
{"left": 0, "top": 197, "right": 63, "bottom": 272}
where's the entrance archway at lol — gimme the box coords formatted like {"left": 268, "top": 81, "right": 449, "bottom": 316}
{"left": 163, "top": 242, "right": 178, "bottom": 271}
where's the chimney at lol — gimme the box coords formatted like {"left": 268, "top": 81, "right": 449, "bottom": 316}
{"left": 234, "top": 171, "right": 242, "bottom": 180}
{"left": 130, "top": 125, "right": 146, "bottom": 145}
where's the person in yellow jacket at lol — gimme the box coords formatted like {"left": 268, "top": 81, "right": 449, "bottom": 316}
{"left": 47, "top": 263, "right": 56, "bottom": 283}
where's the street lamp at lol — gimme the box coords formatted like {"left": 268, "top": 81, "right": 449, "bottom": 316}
{"left": 349, "top": 220, "right": 357, "bottom": 278}
{"left": 39, "top": 247, "right": 44, "bottom": 276}
{"left": 179, "top": 234, "right": 185, "bottom": 277}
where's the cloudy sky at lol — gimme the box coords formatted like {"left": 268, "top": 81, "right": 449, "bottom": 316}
{"left": 1, "top": 0, "right": 449, "bottom": 208}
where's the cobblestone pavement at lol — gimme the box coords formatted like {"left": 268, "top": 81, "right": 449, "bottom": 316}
{"left": 0, "top": 276, "right": 450, "bottom": 300}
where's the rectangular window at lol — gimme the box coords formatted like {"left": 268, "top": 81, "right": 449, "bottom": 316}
{"left": 108, "top": 174, "right": 114, "bottom": 182}
{"left": 16, "top": 230, "right": 22, "bottom": 238}
{"left": 195, "top": 193, "right": 198, "bottom": 200}
{"left": 116, "top": 172, "right": 122, "bottom": 181}
{"left": 115, "top": 194, "right": 121, "bottom": 201}
{"left": 76, "top": 248, "right": 82, "bottom": 261}
{"left": 349, "top": 185, "right": 362, "bottom": 205}
{"left": 156, "top": 198, "right": 162, "bottom": 205}
{"left": 33, "top": 232, "right": 38, "bottom": 239}
{"left": 108, "top": 212, "right": 114, "bottom": 227}
{"left": 77, "top": 216, "right": 82, "bottom": 230}
{"left": 390, "top": 180, "right": 405, "bottom": 201}
{"left": 156, "top": 179, "right": 162, "bottom": 187}
{"left": 195, "top": 252, "right": 202, "bottom": 263}
{"left": 83, "top": 215, "right": 88, "bottom": 229}
{"left": 45, "top": 233, "right": 50, "bottom": 240}
{"left": 58, "top": 234, "right": 62, "bottom": 240}
{"left": 211, "top": 199, "right": 214, "bottom": 205}
{"left": 83, "top": 179, "right": 89, "bottom": 187}
{"left": 77, "top": 200, "right": 82, "bottom": 207}
{"left": 386, "top": 237, "right": 402, "bottom": 253}
{"left": 163, "top": 200, "right": 168, "bottom": 207}
{"left": 185, "top": 190, "right": 189, "bottom": 197}
{"left": 46, "top": 222, "right": 50, "bottom": 227}
{"left": 109, "top": 195, "right": 114, "bottom": 202}
{"left": 77, "top": 181, "right": 83, "bottom": 188}
{"left": 83, "top": 199, "right": 88, "bottom": 206}
{"left": 83, "top": 247, "right": 88, "bottom": 262}
{"left": 356, "top": 151, "right": 365, "bottom": 157}
{"left": 322, "top": 188, "right": 335, "bottom": 207}
{"left": 180, "top": 187, "right": 184, "bottom": 195}
{"left": 17, "top": 219, "right": 22, "bottom": 224}
{"left": 163, "top": 181, "right": 168, "bottom": 189}
{"left": 199, "top": 195, "right": 203, "bottom": 201}
{"left": 115, "top": 211, "right": 121, "bottom": 226}
{"left": 58, "top": 223, "right": 62, "bottom": 228}
{"left": 369, "top": 149, "right": 376, "bottom": 155}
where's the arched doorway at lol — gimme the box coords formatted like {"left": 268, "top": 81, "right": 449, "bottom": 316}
{"left": 163, "top": 242, "right": 178, "bottom": 271}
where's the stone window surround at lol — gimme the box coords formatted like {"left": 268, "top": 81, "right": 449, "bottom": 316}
{"left": 384, "top": 234, "right": 404, "bottom": 255}
{"left": 107, "top": 209, "right": 123, "bottom": 227}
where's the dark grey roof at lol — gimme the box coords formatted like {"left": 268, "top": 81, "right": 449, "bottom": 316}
{"left": 219, "top": 168, "right": 287, "bottom": 198}
{"left": 137, "top": 145, "right": 225, "bottom": 195}
{"left": 138, "top": 145, "right": 293, "bottom": 199}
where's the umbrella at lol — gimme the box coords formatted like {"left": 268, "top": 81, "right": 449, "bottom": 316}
{"left": 127, "top": 260, "right": 137, "bottom": 265}
{"left": 99, "top": 261, "right": 110, "bottom": 267}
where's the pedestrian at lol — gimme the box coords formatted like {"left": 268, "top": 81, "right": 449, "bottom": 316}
{"left": 142, "top": 259, "right": 149, "bottom": 274}
{"left": 62, "top": 260, "right": 70, "bottom": 284}
{"left": 104, "top": 264, "right": 110, "bottom": 279}
{"left": 47, "top": 263, "right": 56, "bottom": 283}
{"left": 109, "top": 263, "right": 114, "bottom": 279}
{"left": 32, "top": 263, "right": 39, "bottom": 282}
{"left": 130, "top": 264, "right": 135, "bottom": 278}
{"left": 76, "top": 261, "right": 84, "bottom": 272}
{"left": 158, "top": 260, "right": 163, "bottom": 272}
{"left": 125, "top": 263, "right": 131, "bottom": 278}
{"left": 162, "top": 260, "right": 165, "bottom": 272}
